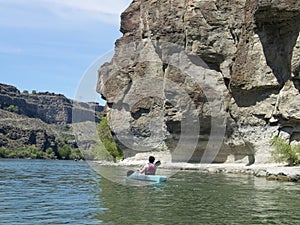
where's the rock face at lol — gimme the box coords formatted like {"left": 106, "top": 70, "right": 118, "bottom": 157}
{"left": 0, "top": 83, "right": 104, "bottom": 153}
{"left": 0, "top": 109, "right": 57, "bottom": 151}
{"left": 0, "top": 83, "right": 103, "bottom": 124}
{"left": 97, "top": 0, "right": 300, "bottom": 164}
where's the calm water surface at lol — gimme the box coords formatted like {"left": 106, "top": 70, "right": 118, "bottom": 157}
{"left": 0, "top": 159, "right": 299, "bottom": 225}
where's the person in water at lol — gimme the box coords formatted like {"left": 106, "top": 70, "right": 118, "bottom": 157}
{"left": 139, "top": 156, "right": 160, "bottom": 175}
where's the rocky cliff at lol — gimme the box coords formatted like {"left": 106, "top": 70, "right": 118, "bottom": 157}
{"left": 0, "top": 109, "right": 57, "bottom": 151}
{"left": 0, "top": 83, "right": 103, "bottom": 124}
{"left": 97, "top": 0, "right": 300, "bottom": 164}
{"left": 0, "top": 83, "right": 104, "bottom": 155}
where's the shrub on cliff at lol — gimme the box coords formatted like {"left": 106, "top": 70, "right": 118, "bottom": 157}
{"left": 7, "top": 105, "right": 19, "bottom": 113}
{"left": 98, "top": 115, "right": 123, "bottom": 160}
{"left": 271, "top": 136, "right": 300, "bottom": 166}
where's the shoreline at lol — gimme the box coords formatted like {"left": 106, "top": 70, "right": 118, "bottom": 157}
{"left": 94, "top": 153, "right": 300, "bottom": 183}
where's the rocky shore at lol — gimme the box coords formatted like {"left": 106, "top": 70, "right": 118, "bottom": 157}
{"left": 95, "top": 152, "right": 300, "bottom": 183}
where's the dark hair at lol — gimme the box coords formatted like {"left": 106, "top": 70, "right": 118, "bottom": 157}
{"left": 149, "top": 156, "right": 155, "bottom": 163}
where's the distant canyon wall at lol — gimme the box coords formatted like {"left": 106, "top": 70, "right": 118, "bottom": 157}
{"left": 0, "top": 83, "right": 103, "bottom": 124}
{"left": 0, "top": 83, "right": 103, "bottom": 152}
{"left": 97, "top": 0, "right": 300, "bottom": 164}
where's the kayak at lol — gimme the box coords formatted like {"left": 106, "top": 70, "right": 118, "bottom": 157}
{"left": 128, "top": 171, "right": 167, "bottom": 183}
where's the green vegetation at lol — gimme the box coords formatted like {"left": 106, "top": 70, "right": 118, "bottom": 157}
{"left": 0, "top": 109, "right": 121, "bottom": 162}
{"left": 7, "top": 105, "right": 19, "bottom": 113}
{"left": 54, "top": 133, "right": 84, "bottom": 160}
{"left": 0, "top": 145, "right": 83, "bottom": 160}
{"left": 97, "top": 115, "right": 123, "bottom": 160}
{"left": 57, "top": 145, "right": 83, "bottom": 160}
{"left": 270, "top": 136, "right": 300, "bottom": 166}
{"left": 45, "top": 147, "right": 56, "bottom": 159}
{"left": 84, "top": 143, "right": 115, "bottom": 161}
{"left": 0, "top": 146, "right": 55, "bottom": 159}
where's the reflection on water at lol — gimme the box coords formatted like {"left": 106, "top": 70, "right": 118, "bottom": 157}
{"left": 96, "top": 168, "right": 300, "bottom": 225}
{"left": 89, "top": 162, "right": 174, "bottom": 186}
{"left": 0, "top": 159, "right": 299, "bottom": 225}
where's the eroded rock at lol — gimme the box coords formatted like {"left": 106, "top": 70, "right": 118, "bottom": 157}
{"left": 97, "top": 0, "right": 300, "bottom": 164}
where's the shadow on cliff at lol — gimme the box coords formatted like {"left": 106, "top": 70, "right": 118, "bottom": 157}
{"left": 255, "top": 11, "right": 300, "bottom": 87}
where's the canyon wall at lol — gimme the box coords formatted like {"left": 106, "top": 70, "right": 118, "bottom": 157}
{"left": 97, "top": 0, "right": 300, "bottom": 164}
{"left": 0, "top": 83, "right": 103, "bottom": 124}
{"left": 0, "top": 83, "right": 103, "bottom": 152}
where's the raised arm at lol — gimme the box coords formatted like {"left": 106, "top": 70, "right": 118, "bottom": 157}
{"left": 139, "top": 164, "right": 147, "bottom": 174}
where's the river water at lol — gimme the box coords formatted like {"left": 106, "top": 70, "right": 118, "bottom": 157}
{"left": 0, "top": 159, "right": 299, "bottom": 225}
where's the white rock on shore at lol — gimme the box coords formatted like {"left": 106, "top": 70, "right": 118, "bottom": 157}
{"left": 95, "top": 152, "right": 300, "bottom": 182}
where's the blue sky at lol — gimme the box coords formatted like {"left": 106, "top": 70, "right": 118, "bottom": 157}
{"left": 0, "top": 0, "right": 132, "bottom": 103}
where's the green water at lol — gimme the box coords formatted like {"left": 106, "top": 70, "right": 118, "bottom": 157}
{"left": 0, "top": 159, "right": 103, "bottom": 224}
{"left": 97, "top": 169, "right": 300, "bottom": 225}
{"left": 0, "top": 159, "right": 299, "bottom": 225}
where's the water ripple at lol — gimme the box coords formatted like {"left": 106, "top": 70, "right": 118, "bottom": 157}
{"left": 0, "top": 159, "right": 103, "bottom": 225}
